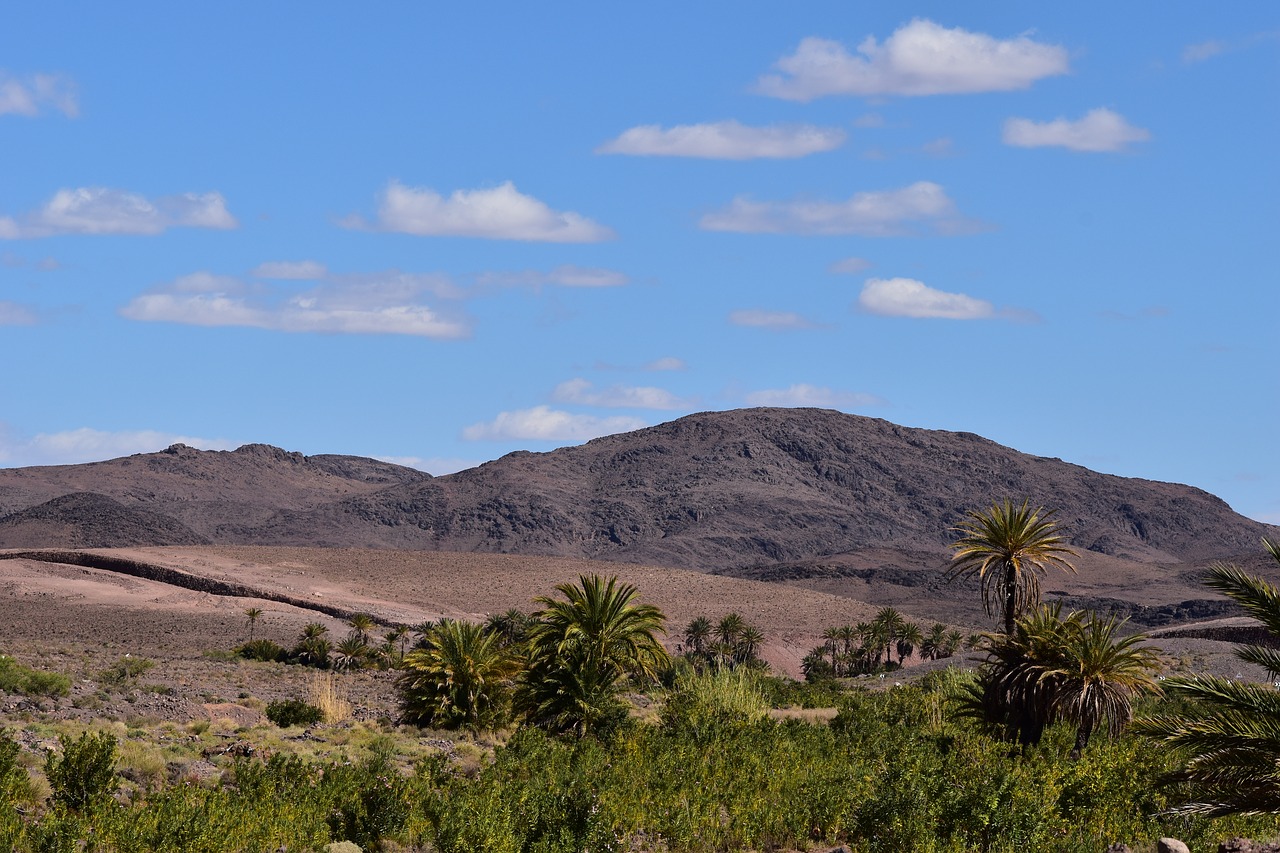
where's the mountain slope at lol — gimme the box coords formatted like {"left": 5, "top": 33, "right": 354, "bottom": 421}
{"left": 246, "top": 408, "right": 1273, "bottom": 569}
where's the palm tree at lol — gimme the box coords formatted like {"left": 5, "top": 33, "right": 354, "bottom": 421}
{"left": 896, "top": 622, "right": 924, "bottom": 666}
{"left": 331, "top": 635, "right": 369, "bottom": 672}
{"left": 244, "top": 607, "right": 263, "bottom": 642}
{"left": 347, "top": 613, "right": 377, "bottom": 646}
{"left": 515, "top": 574, "right": 668, "bottom": 737}
{"left": 967, "top": 604, "right": 1159, "bottom": 754}
{"left": 716, "top": 613, "right": 746, "bottom": 648}
{"left": 684, "top": 616, "right": 713, "bottom": 659}
{"left": 485, "top": 609, "right": 532, "bottom": 648}
{"left": 398, "top": 619, "right": 520, "bottom": 732}
{"left": 1135, "top": 539, "right": 1280, "bottom": 814}
{"left": 872, "top": 608, "right": 905, "bottom": 668}
{"left": 947, "top": 499, "right": 1078, "bottom": 634}
{"left": 922, "top": 623, "right": 948, "bottom": 661}
{"left": 292, "top": 623, "right": 331, "bottom": 668}
{"left": 736, "top": 625, "right": 765, "bottom": 666}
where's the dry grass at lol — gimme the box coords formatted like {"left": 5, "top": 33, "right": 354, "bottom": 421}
{"left": 308, "top": 671, "right": 352, "bottom": 724}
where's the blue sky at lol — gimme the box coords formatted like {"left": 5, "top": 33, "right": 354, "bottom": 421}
{"left": 2, "top": 4, "right": 1277, "bottom": 524}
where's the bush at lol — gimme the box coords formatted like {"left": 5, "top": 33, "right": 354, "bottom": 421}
{"left": 45, "top": 731, "right": 119, "bottom": 812}
{"left": 98, "top": 655, "right": 155, "bottom": 687}
{"left": 265, "top": 698, "right": 324, "bottom": 728}
{"left": 0, "top": 655, "right": 71, "bottom": 698}
{"left": 237, "top": 640, "right": 287, "bottom": 662}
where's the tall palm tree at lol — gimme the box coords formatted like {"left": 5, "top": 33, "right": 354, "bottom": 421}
{"left": 896, "top": 622, "right": 924, "bottom": 666}
{"left": 872, "top": 608, "right": 905, "bottom": 667}
{"left": 515, "top": 574, "right": 668, "bottom": 737}
{"left": 244, "top": 607, "right": 263, "bottom": 642}
{"left": 398, "top": 619, "right": 520, "bottom": 732}
{"left": 736, "top": 625, "right": 765, "bottom": 666}
{"left": 947, "top": 499, "right": 1078, "bottom": 634}
{"left": 716, "top": 612, "right": 746, "bottom": 648}
{"left": 1135, "top": 539, "right": 1280, "bottom": 814}
{"left": 347, "top": 613, "right": 377, "bottom": 646}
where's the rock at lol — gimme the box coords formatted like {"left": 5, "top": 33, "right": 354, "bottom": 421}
{"left": 1159, "top": 839, "right": 1191, "bottom": 853}
{"left": 1218, "top": 839, "right": 1280, "bottom": 853}
{"left": 322, "top": 842, "right": 363, "bottom": 853}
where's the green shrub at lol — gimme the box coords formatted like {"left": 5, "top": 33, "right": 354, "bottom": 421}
{"left": 98, "top": 655, "right": 155, "bottom": 687}
{"left": 265, "top": 698, "right": 324, "bottom": 728}
{"left": 236, "top": 640, "right": 287, "bottom": 663}
{"left": 45, "top": 731, "right": 119, "bottom": 812}
{"left": 661, "top": 668, "right": 770, "bottom": 735}
{"left": 0, "top": 655, "right": 71, "bottom": 698}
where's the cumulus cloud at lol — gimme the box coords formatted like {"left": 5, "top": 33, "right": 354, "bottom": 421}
{"left": 252, "top": 260, "right": 327, "bottom": 280}
{"left": 0, "top": 72, "right": 77, "bottom": 117}
{"left": 728, "top": 309, "right": 819, "bottom": 330}
{"left": 702, "top": 181, "right": 976, "bottom": 236}
{"left": 829, "top": 257, "right": 872, "bottom": 274}
{"left": 345, "top": 180, "right": 613, "bottom": 243}
{"left": 745, "top": 384, "right": 882, "bottom": 409}
{"left": 477, "top": 264, "right": 629, "bottom": 289}
{"left": 461, "top": 406, "right": 646, "bottom": 442}
{"left": 0, "top": 424, "right": 235, "bottom": 467}
{"left": 121, "top": 270, "right": 470, "bottom": 338}
{"left": 0, "top": 301, "right": 37, "bottom": 325}
{"left": 857, "top": 277, "right": 1003, "bottom": 319}
{"left": 597, "top": 120, "right": 845, "bottom": 159}
{"left": 0, "top": 187, "right": 236, "bottom": 238}
{"left": 1003, "top": 108, "right": 1151, "bottom": 153}
{"left": 552, "top": 378, "right": 694, "bottom": 410}
{"left": 756, "top": 19, "right": 1069, "bottom": 101}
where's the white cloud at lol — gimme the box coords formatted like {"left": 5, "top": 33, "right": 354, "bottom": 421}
{"left": 252, "top": 260, "right": 327, "bottom": 280}
{"left": 857, "top": 277, "right": 996, "bottom": 319}
{"left": 745, "top": 384, "right": 882, "bottom": 409}
{"left": 597, "top": 120, "right": 845, "bottom": 159}
{"left": 1182, "top": 40, "right": 1227, "bottom": 64}
{"left": 0, "top": 425, "right": 235, "bottom": 467}
{"left": 477, "top": 264, "right": 629, "bottom": 289}
{"left": 121, "top": 270, "right": 470, "bottom": 339}
{"left": 829, "top": 257, "right": 872, "bottom": 274}
{"left": 921, "top": 137, "right": 955, "bottom": 157}
{"left": 552, "top": 378, "right": 694, "bottom": 410}
{"left": 0, "top": 301, "right": 37, "bottom": 325}
{"left": 461, "top": 406, "right": 645, "bottom": 442}
{"left": 756, "top": 19, "right": 1069, "bottom": 101}
{"left": 0, "top": 187, "right": 236, "bottom": 238}
{"left": 1003, "top": 108, "right": 1151, "bottom": 153}
{"left": 728, "top": 309, "right": 819, "bottom": 330}
{"left": 374, "top": 455, "right": 484, "bottom": 476}
{"left": 702, "top": 181, "right": 975, "bottom": 236}
{"left": 0, "top": 72, "right": 77, "bottom": 117}
{"left": 853, "top": 113, "right": 885, "bottom": 128}
{"left": 645, "top": 356, "right": 687, "bottom": 371}
{"left": 345, "top": 180, "right": 613, "bottom": 243}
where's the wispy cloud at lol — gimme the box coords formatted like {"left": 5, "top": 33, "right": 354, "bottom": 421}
{"left": 702, "top": 181, "right": 978, "bottom": 236}
{"left": 745, "top": 384, "right": 882, "bottom": 409}
{"left": 121, "top": 270, "right": 470, "bottom": 338}
{"left": 597, "top": 120, "right": 845, "bottom": 159}
{"left": 858, "top": 277, "right": 1020, "bottom": 320}
{"left": 476, "top": 264, "right": 628, "bottom": 289}
{"left": 0, "top": 301, "right": 38, "bottom": 325}
{"left": 0, "top": 424, "right": 234, "bottom": 467}
{"left": 461, "top": 406, "right": 645, "bottom": 442}
{"left": 0, "top": 188, "right": 236, "bottom": 239}
{"left": 829, "top": 257, "right": 873, "bottom": 274}
{"left": 1182, "top": 31, "right": 1280, "bottom": 64}
{"left": 344, "top": 180, "right": 613, "bottom": 243}
{"left": 252, "top": 260, "right": 328, "bottom": 280}
{"left": 756, "top": 19, "right": 1068, "bottom": 101}
{"left": 645, "top": 356, "right": 687, "bottom": 371}
{"left": 0, "top": 72, "right": 77, "bottom": 117}
{"left": 1003, "top": 108, "right": 1151, "bottom": 153}
{"left": 551, "top": 378, "right": 695, "bottom": 410}
{"left": 728, "top": 309, "right": 820, "bottom": 330}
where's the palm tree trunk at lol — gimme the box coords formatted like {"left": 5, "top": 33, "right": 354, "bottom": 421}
{"left": 1070, "top": 725, "right": 1090, "bottom": 759}
{"left": 1003, "top": 562, "right": 1017, "bottom": 634}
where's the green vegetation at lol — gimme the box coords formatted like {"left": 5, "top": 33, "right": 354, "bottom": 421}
{"left": 398, "top": 619, "right": 519, "bottom": 732}
{"left": 1136, "top": 538, "right": 1280, "bottom": 815}
{"left": 947, "top": 499, "right": 1078, "bottom": 633}
{"left": 0, "top": 655, "right": 71, "bottom": 698}
{"left": 265, "top": 698, "right": 325, "bottom": 728}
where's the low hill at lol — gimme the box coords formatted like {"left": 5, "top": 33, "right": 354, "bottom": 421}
{"left": 0, "top": 492, "right": 210, "bottom": 548}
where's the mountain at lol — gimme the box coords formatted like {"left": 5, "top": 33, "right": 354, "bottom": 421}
{"left": 2, "top": 409, "right": 1270, "bottom": 574}
{"left": 0, "top": 442, "right": 429, "bottom": 542}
